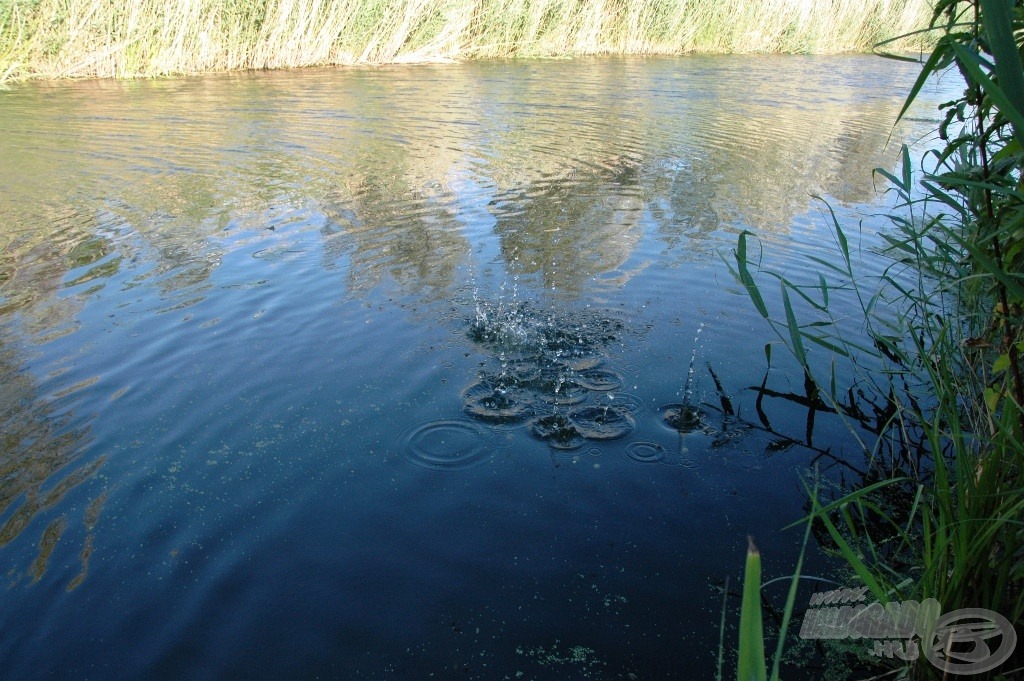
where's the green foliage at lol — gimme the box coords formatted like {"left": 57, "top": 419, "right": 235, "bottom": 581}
{"left": 738, "top": 538, "right": 767, "bottom": 681}
{"left": 728, "top": 481, "right": 816, "bottom": 681}
{"left": 732, "top": 1, "right": 1024, "bottom": 678}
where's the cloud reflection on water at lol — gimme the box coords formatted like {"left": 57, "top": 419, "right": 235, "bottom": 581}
{"left": 0, "top": 55, "right": 933, "bottom": 593}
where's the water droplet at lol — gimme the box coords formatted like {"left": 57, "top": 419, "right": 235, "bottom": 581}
{"left": 530, "top": 414, "right": 585, "bottom": 450}
{"left": 568, "top": 406, "right": 634, "bottom": 440}
{"left": 662, "top": 404, "right": 708, "bottom": 433}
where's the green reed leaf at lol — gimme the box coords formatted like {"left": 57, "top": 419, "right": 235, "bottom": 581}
{"left": 949, "top": 40, "right": 1024, "bottom": 146}
{"left": 980, "top": 0, "right": 1024, "bottom": 143}
{"left": 737, "top": 537, "right": 767, "bottom": 681}
{"left": 735, "top": 232, "right": 769, "bottom": 319}
{"left": 781, "top": 283, "right": 807, "bottom": 368}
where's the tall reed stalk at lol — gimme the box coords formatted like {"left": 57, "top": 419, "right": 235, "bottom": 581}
{"left": 0, "top": 0, "right": 932, "bottom": 82}
{"left": 730, "top": 1, "right": 1024, "bottom": 677}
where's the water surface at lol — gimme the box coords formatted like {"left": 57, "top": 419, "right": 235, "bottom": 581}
{"left": 0, "top": 56, "right": 953, "bottom": 680}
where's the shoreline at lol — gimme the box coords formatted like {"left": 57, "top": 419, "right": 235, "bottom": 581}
{"left": 0, "top": 47, "right": 931, "bottom": 86}
{"left": 0, "top": 0, "right": 932, "bottom": 84}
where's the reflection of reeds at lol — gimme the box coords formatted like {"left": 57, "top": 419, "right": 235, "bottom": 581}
{"left": 0, "top": 341, "right": 104, "bottom": 589}
{"left": 0, "top": 0, "right": 932, "bottom": 82}
{"left": 0, "top": 57, "right": 925, "bottom": 305}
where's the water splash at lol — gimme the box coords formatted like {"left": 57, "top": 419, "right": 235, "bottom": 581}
{"left": 664, "top": 322, "right": 710, "bottom": 433}
{"left": 681, "top": 322, "right": 706, "bottom": 403}
{"left": 568, "top": 405, "right": 634, "bottom": 440}
{"left": 462, "top": 381, "right": 533, "bottom": 423}
{"left": 465, "top": 298, "right": 632, "bottom": 449}
{"left": 531, "top": 413, "right": 585, "bottom": 450}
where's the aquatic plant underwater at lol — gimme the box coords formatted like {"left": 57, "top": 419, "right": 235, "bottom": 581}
{"left": 727, "top": 1, "right": 1024, "bottom": 678}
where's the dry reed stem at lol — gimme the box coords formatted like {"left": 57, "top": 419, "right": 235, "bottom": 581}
{"left": 0, "top": 0, "right": 934, "bottom": 82}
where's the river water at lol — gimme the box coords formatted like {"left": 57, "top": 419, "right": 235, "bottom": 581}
{"left": 0, "top": 56, "right": 953, "bottom": 679}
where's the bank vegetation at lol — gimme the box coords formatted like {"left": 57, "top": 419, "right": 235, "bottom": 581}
{"left": 731, "top": 0, "right": 1024, "bottom": 678}
{"left": 0, "top": 0, "right": 932, "bottom": 82}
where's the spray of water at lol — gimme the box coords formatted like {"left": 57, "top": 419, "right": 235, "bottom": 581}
{"left": 682, "top": 322, "right": 706, "bottom": 404}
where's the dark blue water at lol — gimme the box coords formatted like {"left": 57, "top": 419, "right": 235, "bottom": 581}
{"left": 0, "top": 56, "right": 955, "bottom": 680}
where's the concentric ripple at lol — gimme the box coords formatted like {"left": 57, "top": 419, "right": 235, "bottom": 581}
{"left": 536, "top": 377, "right": 590, "bottom": 405}
{"left": 461, "top": 382, "right": 533, "bottom": 423}
{"left": 530, "top": 413, "right": 585, "bottom": 450}
{"left": 398, "top": 419, "right": 493, "bottom": 471}
{"left": 574, "top": 368, "right": 622, "bottom": 392}
{"left": 568, "top": 405, "right": 634, "bottom": 440}
{"left": 662, "top": 403, "right": 710, "bottom": 433}
{"left": 624, "top": 441, "right": 667, "bottom": 464}
{"left": 500, "top": 359, "right": 542, "bottom": 385}
{"left": 605, "top": 392, "right": 645, "bottom": 415}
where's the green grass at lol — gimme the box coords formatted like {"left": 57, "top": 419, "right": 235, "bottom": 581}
{"left": 0, "top": 0, "right": 933, "bottom": 82}
{"left": 723, "top": 495, "right": 814, "bottom": 681}
{"left": 729, "top": 1, "right": 1024, "bottom": 678}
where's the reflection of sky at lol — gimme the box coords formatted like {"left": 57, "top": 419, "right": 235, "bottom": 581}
{"left": 0, "top": 52, "right": 959, "bottom": 560}
{"left": 0, "top": 56, "right": 970, "bottom": 679}
{"left": 446, "top": 169, "right": 503, "bottom": 277}
{"left": 0, "top": 56, "right": 962, "bottom": 351}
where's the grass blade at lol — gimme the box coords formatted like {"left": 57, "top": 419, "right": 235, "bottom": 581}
{"left": 736, "top": 232, "right": 769, "bottom": 319}
{"left": 737, "top": 537, "right": 767, "bottom": 681}
{"left": 769, "top": 478, "right": 818, "bottom": 681}
{"left": 980, "top": 0, "right": 1024, "bottom": 142}
{"left": 781, "top": 283, "right": 807, "bottom": 368}
{"left": 949, "top": 40, "right": 1024, "bottom": 145}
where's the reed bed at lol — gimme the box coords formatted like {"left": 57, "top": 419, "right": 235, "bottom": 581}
{"left": 0, "top": 0, "right": 932, "bottom": 82}
{"left": 729, "top": 1, "right": 1024, "bottom": 676}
